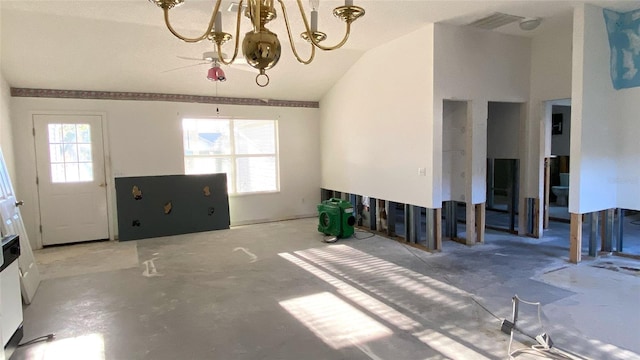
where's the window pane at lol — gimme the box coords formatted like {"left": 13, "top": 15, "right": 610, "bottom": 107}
{"left": 65, "top": 163, "right": 80, "bottom": 182}
{"left": 234, "top": 120, "right": 276, "bottom": 155}
{"left": 64, "top": 144, "right": 79, "bottom": 162}
{"left": 183, "top": 119, "right": 231, "bottom": 155}
{"left": 77, "top": 124, "right": 91, "bottom": 143}
{"left": 49, "top": 144, "right": 64, "bottom": 163}
{"left": 185, "top": 157, "right": 231, "bottom": 175}
{"left": 236, "top": 156, "right": 276, "bottom": 193}
{"left": 78, "top": 144, "right": 92, "bottom": 162}
{"left": 185, "top": 157, "right": 233, "bottom": 193}
{"left": 79, "top": 162, "right": 94, "bottom": 181}
{"left": 62, "top": 124, "right": 77, "bottom": 143}
{"left": 51, "top": 164, "right": 66, "bottom": 183}
{"left": 48, "top": 124, "right": 63, "bottom": 143}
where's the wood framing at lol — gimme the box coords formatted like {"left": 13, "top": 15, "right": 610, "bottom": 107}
{"left": 475, "top": 203, "right": 485, "bottom": 244}
{"left": 435, "top": 208, "right": 442, "bottom": 251}
{"left": 533, "top": 198, "right": 541, "bottom": 238}
{"left": 570, "top": 212, "right": 582, "bottom": 263}
{"left": 465, "top": 202, "right": 476, "bottom": 245}
{"left": 544, "top": 158, "right": 550, "bottom": 229}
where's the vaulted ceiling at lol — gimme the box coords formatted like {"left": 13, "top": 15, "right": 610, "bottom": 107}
{"left": 1, "top": 1, "right": 638, "bottom": 102}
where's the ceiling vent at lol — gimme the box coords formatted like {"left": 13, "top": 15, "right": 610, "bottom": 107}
{"left": 467, "top": 12, "right": 523, "bottom": 30}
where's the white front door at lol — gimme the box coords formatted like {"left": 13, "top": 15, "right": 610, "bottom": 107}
{"left": 0, "top": 148, "right": 41, "bottom": 304}
{"left": 33, "top": 114, "right": 109, "bottom": 246}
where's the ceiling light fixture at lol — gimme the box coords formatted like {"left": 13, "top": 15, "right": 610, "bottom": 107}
{"left": 207, "top": 63, "right": 226, "bottom": 82}
{"left": 519, "top": 18, "right": 542, "bottom": 31}
{"left": 150, "top": 0, "right": 365, "bottom": 87}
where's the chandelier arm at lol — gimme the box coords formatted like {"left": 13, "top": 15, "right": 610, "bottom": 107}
{"left": 278, "top": 0, "right": 315, "bottom": 64}
{"left": 162, "top": 1, "right": 223, "bottom": 43}
{"left": 294, "top": 0, "right": 351, "bottom": 51}
{"left": 215, "top": 0, "right": 244, "bottom": 65}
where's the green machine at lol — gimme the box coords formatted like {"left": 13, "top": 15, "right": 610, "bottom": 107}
{"left": 317, "top": 198, "right": 356, "bottom": 238}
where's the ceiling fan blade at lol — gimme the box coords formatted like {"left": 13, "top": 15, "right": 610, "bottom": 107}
{"left": 161, "top": 62, "right": 209, "bottom": 73}
{"left": 177, "top": 55, "right": 207, "bottom": 61}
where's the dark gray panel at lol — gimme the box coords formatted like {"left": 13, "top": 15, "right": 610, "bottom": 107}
{"left": 115, "top": 174, "right": 230, "bottom": 241}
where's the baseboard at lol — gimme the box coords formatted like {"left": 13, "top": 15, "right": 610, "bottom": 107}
{"left": 231, "top": 214, "right": 317, "bottom": 227}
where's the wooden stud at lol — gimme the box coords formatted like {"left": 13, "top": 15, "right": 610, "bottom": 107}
{"left": 475, "top": 203, "right": 485, "bottom": 244}
{"left": 533, "top": 198, "right": 541, "bottom": 238}
{"left": 544, "top": 158, "right": 550, "bottom": 229}
{"left": 570, "top": 212, "right": 582, "bottom": 263}
{"left": 435, "top": 208, "right": 442, "bottom": 251}
{"left": 466, "top": 202, "right": 476, "bottom": 245}
{"left": 600, "top": 210, "right": 606, "bottom": 250}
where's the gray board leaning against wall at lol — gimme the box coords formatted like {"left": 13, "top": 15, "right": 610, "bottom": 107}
{"left": 115, "top": 174, "right": 230, "bottom": 241}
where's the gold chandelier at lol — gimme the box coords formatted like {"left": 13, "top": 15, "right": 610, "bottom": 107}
{"left": 150, "top": 0, "right": 365, "bottom": 87}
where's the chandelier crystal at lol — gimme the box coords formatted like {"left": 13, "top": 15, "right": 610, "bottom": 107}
{"left": 150, "top": 0, "right": 365, "bottom": 87}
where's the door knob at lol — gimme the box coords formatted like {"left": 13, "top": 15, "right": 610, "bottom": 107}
{"left": 99, "top": 183, "right": 107, "bottom": 188}
{"left": 15, "top": 200, "right": 24, "bottom": 207}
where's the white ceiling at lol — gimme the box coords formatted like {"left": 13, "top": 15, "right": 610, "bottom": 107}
{"left": 1, "top": 0, "right": 638, "bottom": 102}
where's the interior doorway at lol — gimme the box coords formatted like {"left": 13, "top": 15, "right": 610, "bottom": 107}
{"left": 485, "top": 102, "right": 524, "bottom": 233}
{"left": 544, "top": 100, "right": 572, "bottom": 224}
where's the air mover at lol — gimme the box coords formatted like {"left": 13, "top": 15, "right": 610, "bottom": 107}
{"left": 317, "top": 198, "right": 356, "bottom": 238}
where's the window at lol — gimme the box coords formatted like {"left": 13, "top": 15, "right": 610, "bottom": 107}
{"left": 47, "top": 123, "right": 93, "bottom": 183}
{"left": 182, "top": 118, "right": 278, "bottom": 194}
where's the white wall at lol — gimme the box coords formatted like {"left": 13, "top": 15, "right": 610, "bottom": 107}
{"left": 442, "top": 100, "right": 467, "bottom": 202}
{"left": 525, "top": 11, "right": 573, "bottom": 234}
{"left": 0, "top": 75, "right": 15, "bottom": 186}
{"left": 616, "top": 83, "right": 640, "bottom": 211}
{"left": 10, "top": 97, "right": 320, "bottom": 248}
{"left": 570, "top": 4, "right": 618, "bottom": 213}
{"left": 487, "top": 102, "right": 521, "bottom": 159}
{"left": 320, "top": 26, "right": 435, "bottom": 207}
{"left": 433, "top": 24, "right": 531, "bottom": 206}
{"left": 550, "top": 105, "right": 571, "bottom": 156}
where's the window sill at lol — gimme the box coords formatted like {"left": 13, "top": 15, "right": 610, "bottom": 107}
{"left": 229, "top": 190, "right": 281, "bottom": 198}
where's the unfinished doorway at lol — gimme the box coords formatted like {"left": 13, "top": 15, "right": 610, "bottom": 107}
{"left": 486, "top": 102, "right": 524, "bottom": 233}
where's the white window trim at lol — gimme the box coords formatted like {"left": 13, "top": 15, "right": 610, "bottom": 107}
{"left": 182, "top": 117, "right": 280, "bottom": 195}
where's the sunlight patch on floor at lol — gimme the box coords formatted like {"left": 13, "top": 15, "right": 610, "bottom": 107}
{"left": 279, "top": 292, "right": 392, "bottom": 349}
{"left": 413, "top": 328, "right": 491, "bottom": 360}
{"left": 22, "top": 333, "right": 105, "bottom": 360}
{"left": 279, "top": 252, "right": 420, "bottom": 331}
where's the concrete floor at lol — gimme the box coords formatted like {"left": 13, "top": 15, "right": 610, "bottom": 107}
{"left": 11, "top": 218, "right": 640, "bottom": 360}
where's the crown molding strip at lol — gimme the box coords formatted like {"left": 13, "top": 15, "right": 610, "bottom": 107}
{"left": 10, "top": 88, "right": 319, "bottom": 109}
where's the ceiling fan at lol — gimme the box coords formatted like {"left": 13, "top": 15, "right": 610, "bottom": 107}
{"left": 163, "top": 51, "right": 251, "bottom": 82}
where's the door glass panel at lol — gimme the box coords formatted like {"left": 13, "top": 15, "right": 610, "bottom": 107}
{"left": 48, "top": 124, "right": 63, "bottom": 143}
{"left": 51, "top": 164, "right": 66, "bottom": 183}
{"left": 65, "top": 163, "right": 80, "bottom": 182}
{"left": 78, "top": 144, "right": 92, "bottom": 162}
{"left": 49, "top": 144, "right": 64, "bottom": 163}
{"left": 62, "top": 124, "right": 77, "bottom": 143}
{"left": 48, "top": 123, "right": 94, "bottom": 183}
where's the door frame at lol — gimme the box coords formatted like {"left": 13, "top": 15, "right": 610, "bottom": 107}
{"left": 30, "top": 111, "right": 114, "bottom": 249}
{"left": 540, "top": 99, "right": 571, "bottom": 230}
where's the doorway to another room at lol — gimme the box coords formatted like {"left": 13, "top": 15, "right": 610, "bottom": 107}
{"left": 548, "top": 104, "right": 571, "bottom": 223}
{"left": 485, "top": 102, "right": 524, "bottom": 233}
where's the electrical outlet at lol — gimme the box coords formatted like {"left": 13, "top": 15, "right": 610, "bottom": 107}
{"left": 418, "top": 167, "right": 427, "bottom": 176}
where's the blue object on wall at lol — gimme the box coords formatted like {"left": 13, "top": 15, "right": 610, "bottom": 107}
{"left": 603, "top": 8, "right": 640, "bottom": 90}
